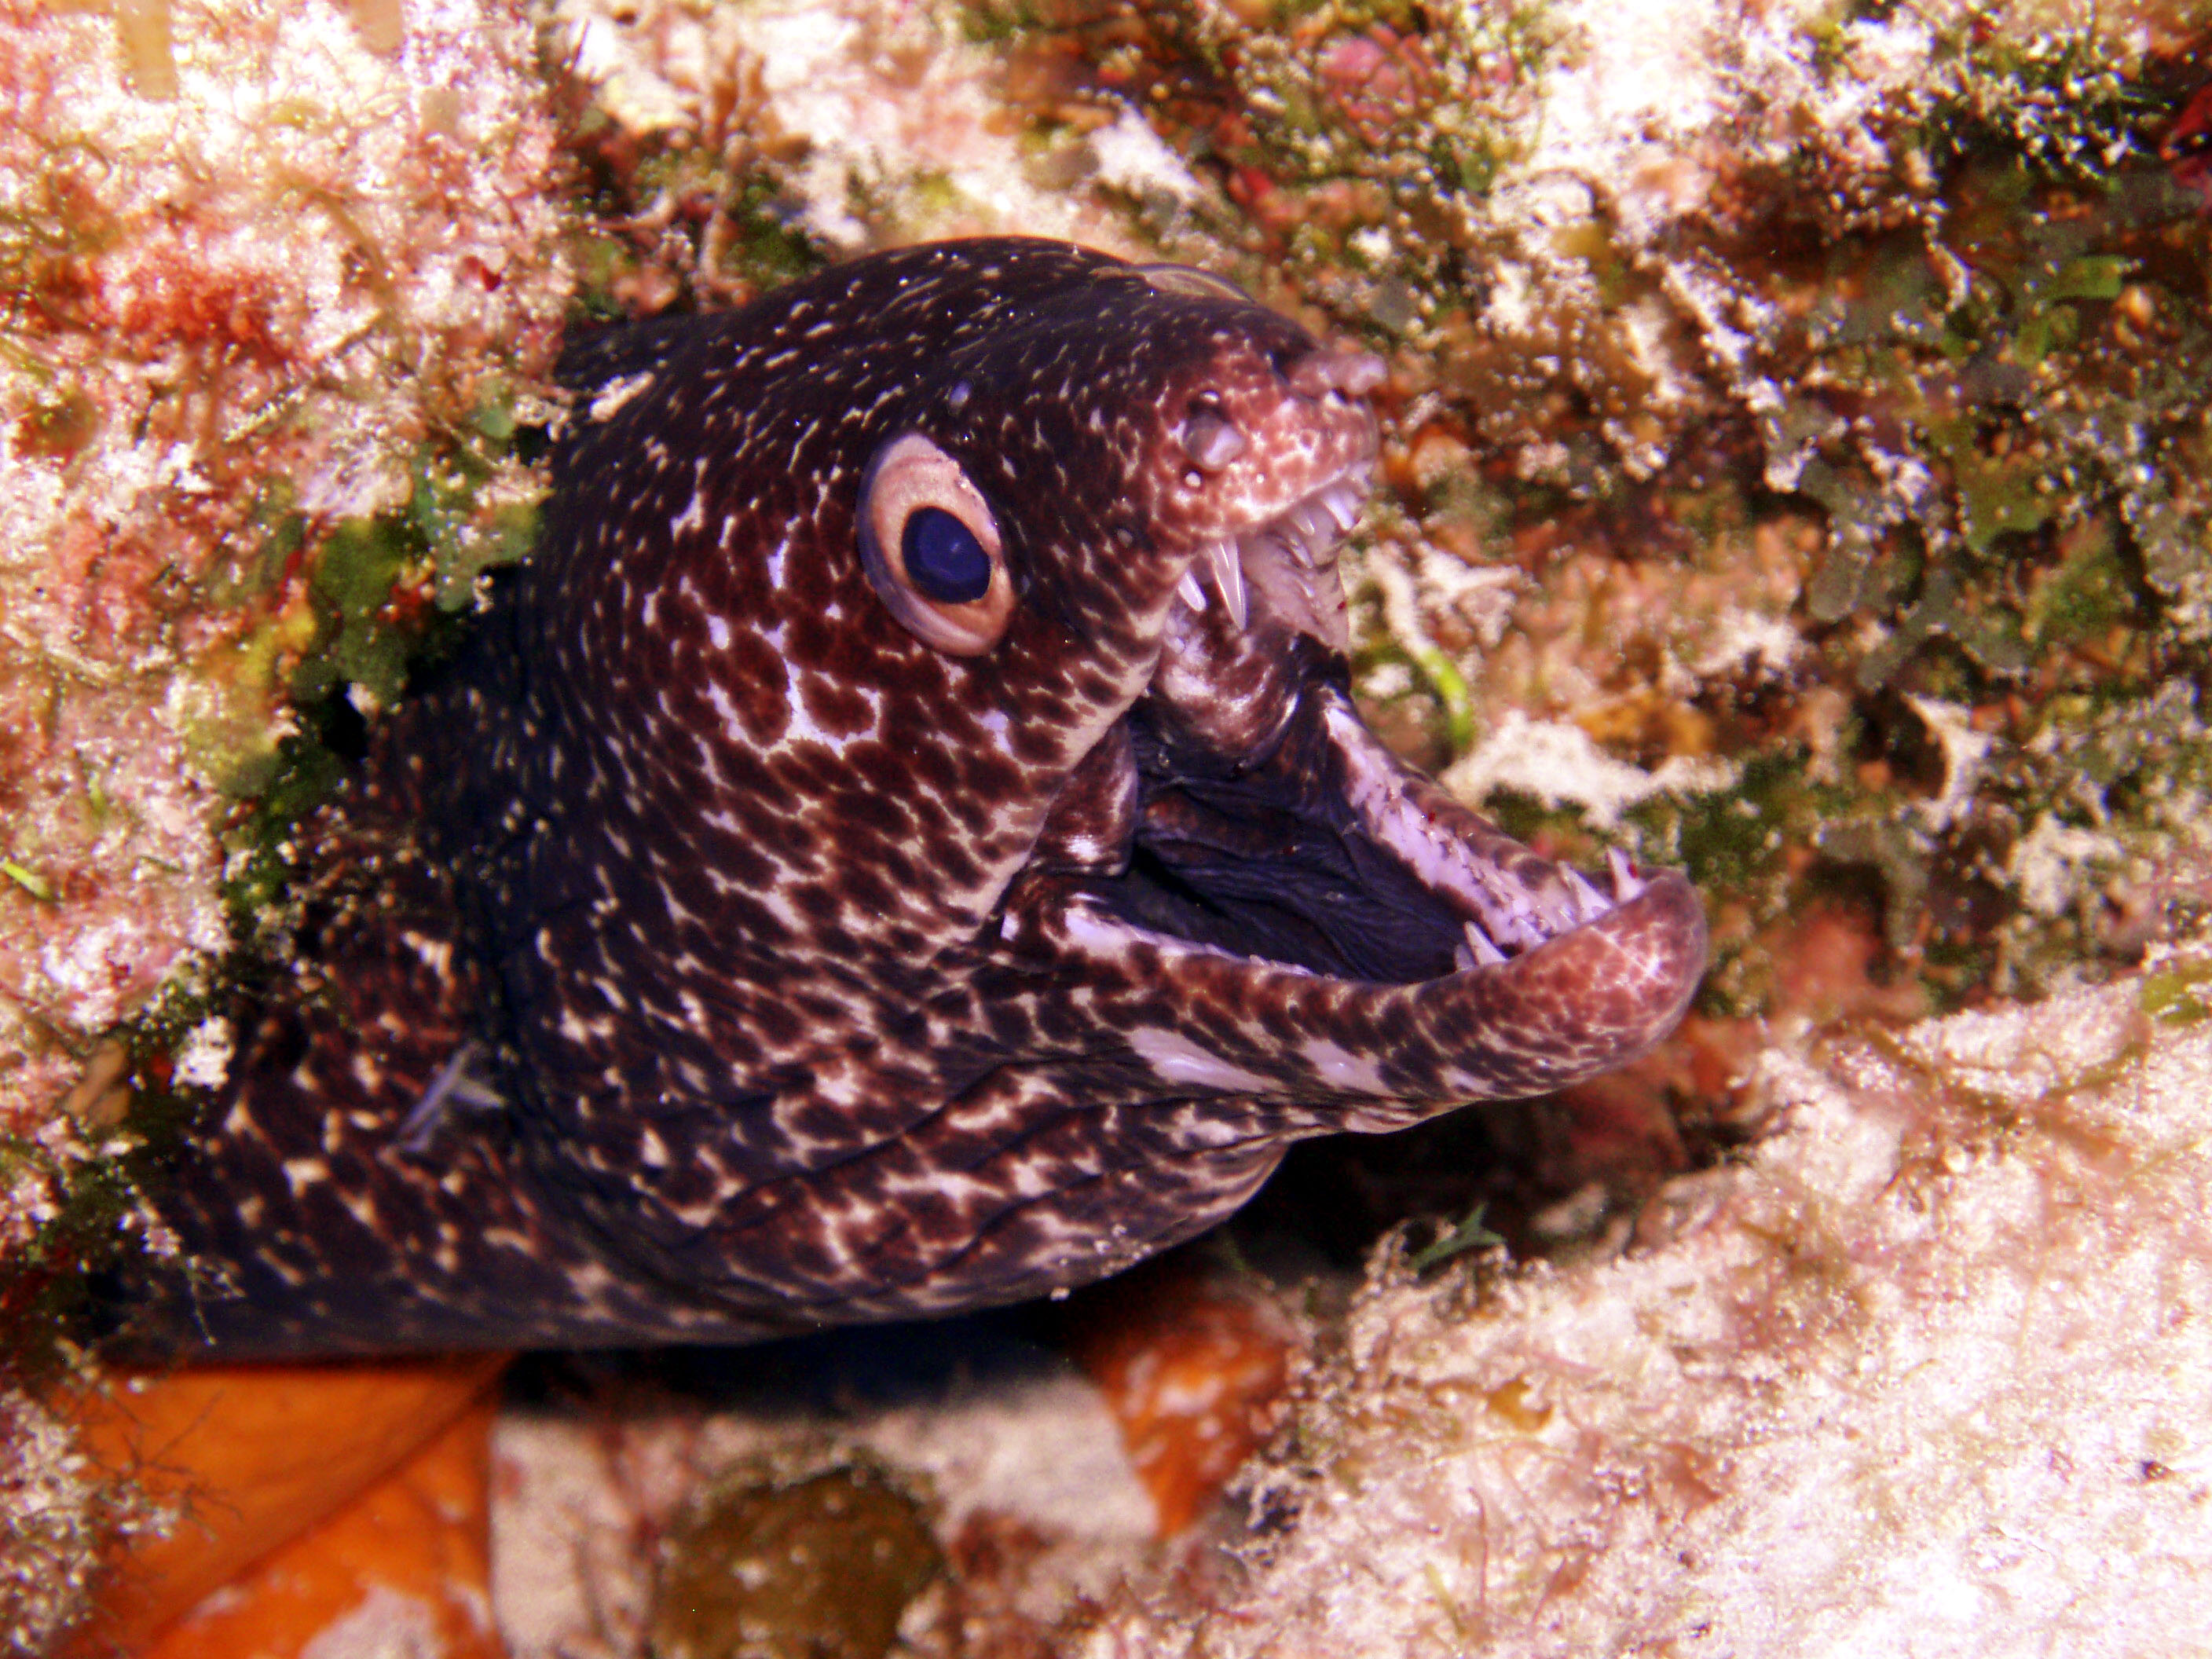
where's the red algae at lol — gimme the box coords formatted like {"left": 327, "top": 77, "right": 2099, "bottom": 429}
{"left": 0, "top": 0, "right": 569, "bottom": 1135}
{"left": 0, "top": 0, "right": 566, "bottom": 1646}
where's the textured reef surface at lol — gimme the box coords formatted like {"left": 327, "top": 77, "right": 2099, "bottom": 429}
{"left": 4, "top": 0, "right": 2210, "bottom": 1651}
{"left": 0, "top": 0, "right": 565, "bottom": 1640}
{"left": 1075, "top": 946, "right": 2212, "bottom": 1656}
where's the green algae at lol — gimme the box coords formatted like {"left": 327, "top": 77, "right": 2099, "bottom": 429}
{"left": 0, "top": 859, "right": 54, "bottom": 903}
{"left": 1227, "top": 35, "right": 2210, "bottom": 1013}
{"left": 969, "top": 0, "right": 1547, "bottom": 311}
{"left": 561, "top": 83, "right": 831, "bottom": 319}
{"left": 2140, "top": 958, "right": 2212, "bottom": 1028}
{"left": 648, "top": 1457, "right": 943, "bottom": 1659}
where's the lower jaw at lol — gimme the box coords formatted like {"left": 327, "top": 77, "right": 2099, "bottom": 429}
{"left": 1082, "top": 676, "right": 1610, "bottom": 987}
{"left": 1092, "top": 687, "right": 1464, "bottom": 983}
{"left": 1008, "top": 671, "right": 1708, "bottom": 1097}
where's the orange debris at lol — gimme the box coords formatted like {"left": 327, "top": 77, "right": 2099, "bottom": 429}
{"left": 70, "top": 1353, "right": 506, "bottom": 1654}
{"left": 137, "top": 1390, "right": 505, "bottom": 1659}
{"left": 1067, "top": 1262, "right": 1296, "bottom": 1536}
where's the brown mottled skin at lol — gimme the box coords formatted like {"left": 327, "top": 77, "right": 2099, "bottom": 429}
{"left": 126, "top": 240, "right": 1705, "bottom": 1356}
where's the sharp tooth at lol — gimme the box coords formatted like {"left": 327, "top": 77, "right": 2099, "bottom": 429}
{"left": 1208, "top": 541, "right": 1248, "bottom": 629}
{"left": 1608, "top": 848, "right": 1645, "bottom": 901}
{"left": 1544, "top": 888, "right": 1580, "bottom": 933}
{"left": 1463, "top": 921, "right": 1507, "bottom": 967}
{"left": 1320, "top": 485, "right": 1363, "bottom": 531}
{"left": 1565, "top": 868, "right": 1610, "bottom": 920}
{"left": 1177, "top": 569, "right": 1208, "bottom": 612}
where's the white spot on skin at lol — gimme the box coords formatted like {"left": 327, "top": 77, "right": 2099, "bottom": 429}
{"left": 1300, "top": 1038, "right": 1388, "bottom": 1094}
{"left": 401, "top": 931, "right": 453, "bottom": 976}
{"left": 281, "top": 1156, "right": 330, "bottom": 1198}
{"left": 339, "top": 1188, "right": 381, "bottom": 1232}
{"left": 1128, "top": 1027, "right": 1275, "bottom": 1094}
{"left": 670, "top": 460, "right": 712, "bottom": 540}
{"left": 557, "top": 1005, "right": 616, "bottom": 1044}
{"left": 775, "top": 687, "right": 855, "bottom": 755}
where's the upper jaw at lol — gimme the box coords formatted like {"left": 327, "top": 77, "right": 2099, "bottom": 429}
{"left": 1148, "top": 345, "right": 1382, "bottom": 651}
{"left": 1171, "top": 474, "right": 1368, "bottom": 652}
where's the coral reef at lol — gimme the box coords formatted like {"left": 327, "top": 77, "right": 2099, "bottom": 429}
{"left": 6, "top": 0, "right": 2208, "bottom": 1649}
{"left": 70, "top": 1354, "right": 506, "bottom": 1653}
{"left": 649, "top": 1459, "right": 944, "bottom": 1659}
{"left": 119, "top": 1372, "right": 506, "bottom": 1659}
{"left": 1077, "top": 943, "right": 2212, "bottom": 1657}
{"left": 542, "top": 0, "right": 1155, "bottom": 313}
{"left": 1064, "top": 1260, "right": 1300, "bottom": 1536}
{"left": 973, "top": 0, "right": 2212, "bottom": 1020}
{"left": 0, "top": 0, "right": 564, "bottom": 1643}
{"left": 0, "top": 1386, "right": 159, "bottom": 1659}
{"left": 0, "top": 0, "right": 566, "bottom": 1134}
{"left": 491, "top": 1336, "right": 1162, "bottom": 1659}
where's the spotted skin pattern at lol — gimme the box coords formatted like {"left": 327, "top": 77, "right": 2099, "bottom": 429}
{"left": 128, "top": 240, "right": 1707, "bottom": 1357}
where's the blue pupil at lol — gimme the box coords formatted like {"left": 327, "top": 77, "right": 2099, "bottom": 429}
{"left": 902, "top": 507, "right": 992, "bottom": 605}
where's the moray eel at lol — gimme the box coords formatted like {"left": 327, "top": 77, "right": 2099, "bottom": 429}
{"left": 126, "top": 239, "right": 1706, "bottom": 1356}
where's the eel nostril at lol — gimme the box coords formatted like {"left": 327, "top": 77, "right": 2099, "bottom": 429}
{"left": 1180, "top": 406, "right": 1249, "bottom": 471}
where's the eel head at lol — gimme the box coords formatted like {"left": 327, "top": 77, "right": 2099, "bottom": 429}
{"left": 516, "top": 240, "right": 1708, "bottom": 1324}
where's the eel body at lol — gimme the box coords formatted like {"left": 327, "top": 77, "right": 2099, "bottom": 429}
{"left": 130, "top": 239, "right": 1707, "bottom": 1355}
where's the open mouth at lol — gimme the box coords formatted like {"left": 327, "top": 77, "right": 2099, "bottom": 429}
{"left": 1064, "top": 466, "right": 1657, "bottom": 991}
{"left": 998, "top": 364, "right": 1705, "bottom": 1111}
{"left": 1097, "top": 684, "right": 1654, "bottom": 986}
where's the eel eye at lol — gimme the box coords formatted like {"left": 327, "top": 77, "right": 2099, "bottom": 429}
{"left": 858, "top": 432, "right": 1013, "bottom": 655}
{"left": 903, "top": 507, "right": 991, "bottom": 602}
